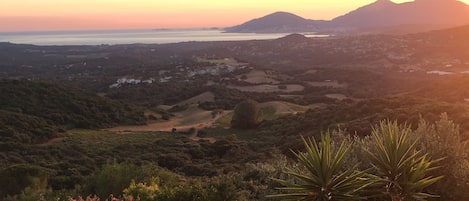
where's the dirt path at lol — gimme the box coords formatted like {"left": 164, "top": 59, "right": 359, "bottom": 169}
{"left": 105, "top": 109, "right": 227, "bottom": 143}
{"left": 188, "top": 123, "right": 217, "bottom": 143}
{"left": 107, "top": 111, "right": 224, "bottom": 132}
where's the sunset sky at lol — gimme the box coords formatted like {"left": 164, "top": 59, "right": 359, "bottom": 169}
{"left": 1, "top": 0, "right": 468, "bottom": 32}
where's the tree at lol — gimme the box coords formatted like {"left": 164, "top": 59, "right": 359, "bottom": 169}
{"left": 231, "top": 99, "right": 263, "bottom": 129}
{"left": 268, "top": 133, "right": 373, "bottom": 201}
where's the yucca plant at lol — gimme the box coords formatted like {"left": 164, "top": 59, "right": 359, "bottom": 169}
{"left": 268, "top": 132, "right": 373, "bottom": 201}
{"left": 366, "top": 120, "right": 443, "bottom": 201}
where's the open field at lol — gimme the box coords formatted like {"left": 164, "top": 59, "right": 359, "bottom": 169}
{"left": 176, "top": 91, "right": 215, "bottom": 106}
{"left": 307, "top": 80, "right": 347, "bottom": 88}
{"left": 236, "top": 70, "right": 280, "bottom": 84}
{"left": 227, "top": 84, "right": 304, "bottom": 92}
{"left": 213, "top": 112, "right": 234, "bottom": 128}
{"left": 325, "top": 93, "right": 349, "bottom": 100}
{"left": 106, "top": 105, "right": 230, "bottom": 132}
{"left": 260, "top": 101, "right": 310, "bottom": 114}
{"left": 305, "top": 69, "right": 318, "bottom": 74}
{"left": 279, "top": 94, "right": 304, "bottom": 99}
{"left": 214, "top": 101, "right": 316, "bottom": 126}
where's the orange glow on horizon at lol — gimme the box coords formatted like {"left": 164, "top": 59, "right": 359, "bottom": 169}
{"left": 1, "top": 0, "right": 469, "bottom": 31}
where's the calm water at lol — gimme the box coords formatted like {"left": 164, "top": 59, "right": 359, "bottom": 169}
{"left": 0, "top": 29, "right": 327, "bottom": 45}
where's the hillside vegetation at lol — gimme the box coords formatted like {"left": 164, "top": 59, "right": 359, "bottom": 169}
{"left": 0, "top": 79, "right": 145, "bottom": 144}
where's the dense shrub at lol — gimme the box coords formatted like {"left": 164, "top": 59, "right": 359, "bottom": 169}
{"left": 413, "top": 114, "right": 469, "bottom": 200}
{"left": 0, "top": 79, "right": 145, "bottom": 131}
{"left": 260, "top": 96, "right": 469, "bottom": 137}
{"left": 0, "top": 110, "right": 56, "bottom": 144}
{"left": 231, "top": 99, "right": 264, "bottom": 129}
{"left": 0, "top": 164, "right": 48, "bottom": 198}
{"left": 120, "top": 174, "right": 245, "bottom": 201}
{"left": 86, "top": 162, "right": 146, "bottom": 198}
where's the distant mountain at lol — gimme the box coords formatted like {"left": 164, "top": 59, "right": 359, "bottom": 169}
{"left": 330, "top": 0, "right": 399, "bottom": 29}
{"left": 225, "top": 11, "right": 325, "bottom": 33}
{"left": 227, "top": 0, "right": 469, "bottom": 34}
{"left": 331, "top": 0, "right": 469, "bottom": 32}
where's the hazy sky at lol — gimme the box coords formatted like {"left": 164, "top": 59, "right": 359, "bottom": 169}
{"left": 0, "top": 0, "right": 467, "bottom": 31}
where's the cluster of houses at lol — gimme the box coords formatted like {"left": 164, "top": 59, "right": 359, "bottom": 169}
{"left": 109, "top": 78, "right": 155, "bottom": 88}
{"left": 108, "top": 58, "right": 246, "bottom": 88}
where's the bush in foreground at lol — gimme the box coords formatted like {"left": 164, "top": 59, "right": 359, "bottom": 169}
{"left": 268, "top": 133, "right": 372, "bottom": 201}
{"left": 270, "top": 121, "right": 443, "bottom": 201}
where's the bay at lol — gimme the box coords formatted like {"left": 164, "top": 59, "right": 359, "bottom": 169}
{"left": 0, "top": 28, "right": 327, "bottom": 46}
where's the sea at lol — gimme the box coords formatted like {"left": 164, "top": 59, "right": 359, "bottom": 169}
{"left": 0, "top": 28, "right": 328, "bottom": 46}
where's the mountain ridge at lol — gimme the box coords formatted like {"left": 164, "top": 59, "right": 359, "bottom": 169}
{"left": 225, "top": 11, "right": 324, "bottom": 33}
{"left": 225, "top": 0, "right": 469, "bottom": 34}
